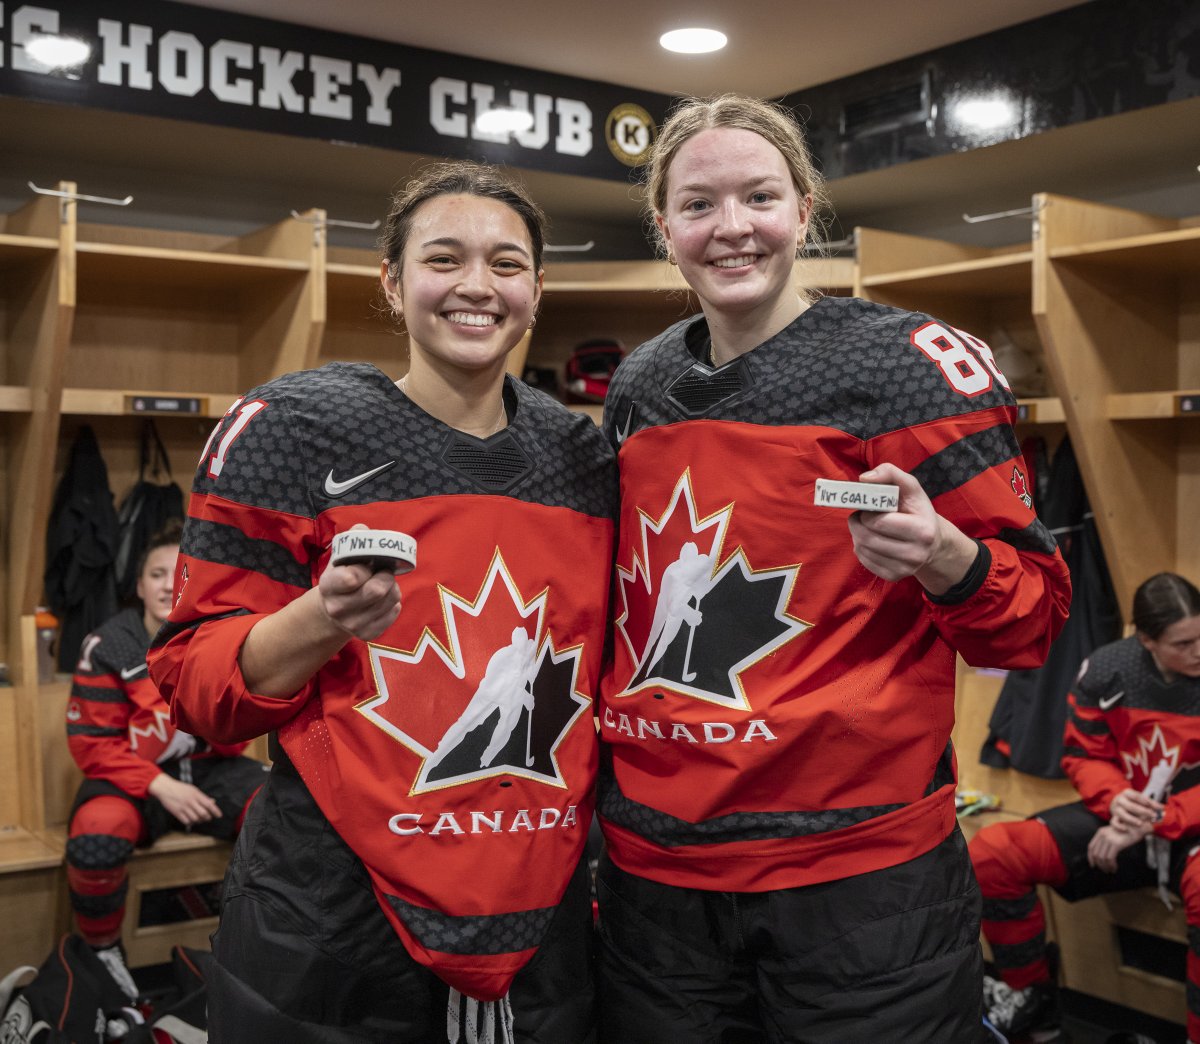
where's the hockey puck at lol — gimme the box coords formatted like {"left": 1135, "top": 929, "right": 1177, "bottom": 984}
{"left": 814, "top": 479, "right": 900, "bottom": 512}
{"left": 329, "top": 529, "right": 417, "bottom": 574}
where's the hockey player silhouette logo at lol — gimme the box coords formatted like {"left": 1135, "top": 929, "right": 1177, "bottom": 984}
{"left": 630, "top": 542, "right": 716, "bottom": 688}
{"left": 428, "top": 627, "right": 538, "bottom": 771}
{"left": 617, "top": 472, "right": 810, "bottom": 710}
{"left": 358, "top": 551, "right": 589, "bottom": 794}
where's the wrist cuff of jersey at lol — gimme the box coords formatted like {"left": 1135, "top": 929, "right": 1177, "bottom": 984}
{"left": 925, "top": 540, "right": 990, "bottom": 606}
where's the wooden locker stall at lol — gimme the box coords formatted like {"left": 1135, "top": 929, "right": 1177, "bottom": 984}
{"left": 1031, "top": 194, "right": 1200, "bottom": 1024}
{"left": 0, "top": 186, "right": 76, "bottom": 963}
{"left": 856, "top": 200, "right": 1199, "bottom": 1028}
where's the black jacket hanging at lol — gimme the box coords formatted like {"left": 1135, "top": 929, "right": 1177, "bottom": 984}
{"left": 44, "top": 425, "right": 120, "bottom": 671}
{"left": 980, "top": 436, "right": 1121, "bottom": 778}
{"left": 113, "top": 420, "right": 185, "bottom": 602}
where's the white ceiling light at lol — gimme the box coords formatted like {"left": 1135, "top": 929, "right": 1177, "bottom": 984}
{"left": 474, "top": 108, "right": 535, "bottom": 135}
{"left": 951, "top": 95, "right": 1019, "bottom": 131}
{"left": 659, "top": 28, "right": 727, "bottom": 54}
{"left": 24, "top": 35, "right": 91, "bottom": 69}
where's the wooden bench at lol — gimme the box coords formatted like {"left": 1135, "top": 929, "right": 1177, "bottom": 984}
{"left": 0, "top": 826, "right": 69, "bottom": 971}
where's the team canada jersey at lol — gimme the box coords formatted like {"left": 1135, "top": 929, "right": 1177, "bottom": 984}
{"left": 67, "top": 607, "right": 246, "bottom": 797}
{"left": 148, "top": 363, "right": 616, "bottom": 1001}
{"left": 1063, "top": 636, "right": 1200, "bottom": 841}
{"left": 599, "top": 296, "right": 1071, "bottom": 892}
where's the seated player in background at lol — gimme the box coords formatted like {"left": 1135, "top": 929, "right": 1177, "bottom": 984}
{"left": 64, "top": 519, "right": 265, "bottom": 1000}
{"left": 970, "top": 572, "right": 1200, "bottom": 1043}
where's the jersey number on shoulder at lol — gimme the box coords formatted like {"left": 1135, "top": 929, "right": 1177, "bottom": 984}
{"left": 199, "top": 397, "right": 268, "bottom": 479}
{"left": 911, "top": 322, "right": 1010, "bottom": 397}
{"left": 77, "top": 633, "right": 102, "bottom": 673}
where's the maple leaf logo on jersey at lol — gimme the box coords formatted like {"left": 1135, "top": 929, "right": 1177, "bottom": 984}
{"left": 1011, "top": 465, "right": 1033, "bottom": 508}
{"left": 614, "top": 470, "right": 809, "bottom": 710}
{"left": 1121, "top": 724, "right": 1200, "bottom": 789}
{"left": 129, "top": 709, "right": 195, "bottom": 764}
{"left": 357, "top": 550, "right": 589, "bottom": 795}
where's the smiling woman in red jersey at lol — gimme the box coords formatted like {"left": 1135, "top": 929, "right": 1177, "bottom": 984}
{"left": 149, "top": 162, "right": 616, "bottom": 1044}
{"left": 595, "top": 94, "right": 1071, "bottom": 1043}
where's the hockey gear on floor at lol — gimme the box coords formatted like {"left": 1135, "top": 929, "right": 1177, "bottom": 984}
{"left": 93, "top": 943, "right": 139, "bottom": 1003}
{"left": 984, "top": 977, "right": 1062, "bottom": 1042}
{"left": 0, "top": 935, "right": 134, "bottom": 1043}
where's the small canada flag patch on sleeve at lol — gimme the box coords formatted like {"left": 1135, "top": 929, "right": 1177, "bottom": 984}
{"left": 1011, "top": 466, "right": 1033, "bottom": 508}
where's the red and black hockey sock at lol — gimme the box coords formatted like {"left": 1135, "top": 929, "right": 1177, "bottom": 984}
{"left": 66, "top": 796, "right": 143, "bottom": 948}
{"left": 969, "top": 818, "right": 1068, "bottom": 990}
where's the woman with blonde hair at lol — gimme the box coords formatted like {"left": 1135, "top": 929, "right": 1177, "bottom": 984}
{"left": 595, "top": 94, "right": 1071, "bottom": 1042}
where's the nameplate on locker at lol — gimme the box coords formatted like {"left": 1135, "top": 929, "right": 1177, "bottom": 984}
{"left": 125, "top": 395, "right": 207, "bottom": 416}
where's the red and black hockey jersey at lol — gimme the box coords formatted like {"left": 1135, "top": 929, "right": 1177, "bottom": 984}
{"left": 148, "top": 363, "right": 616, "bottom": 1001}
{"left": 599, "top": 297, "right": 1071, "bottom": 892}
{"left": 67, "top": 606, "right": 246, "bottom": 797}
{"left": 1063, "top": 635, "right": 1200, "bottom": 841}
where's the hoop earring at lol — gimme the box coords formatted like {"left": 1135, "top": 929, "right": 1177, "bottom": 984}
{"left": 667, "top": 251, "right": 677, "bottom": 266}
{"left": 528, "top": 314, "right": 538, "bottom": 329}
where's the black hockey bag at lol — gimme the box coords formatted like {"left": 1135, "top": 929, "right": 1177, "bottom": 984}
{"left": 124, "top": 945, "right": 211, "bottom": 1044}
{"left": 0, "top": 934, "right": 133, "bottom": 1042}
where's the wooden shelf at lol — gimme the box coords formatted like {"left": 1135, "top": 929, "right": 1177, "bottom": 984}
{"left": 1015, "top": 397, "right": 1065, "bottom": 424}
{"left": 1034, "top": 192, "right": 1199, "bottom": 614}
{"left": 0, "top": 233, "right": 57, "bottom": 263}
{"left": 61, "top": 387, "right": 238, "bottom": 418}
{"left": 0, "top": 387, "right": 32, "bottom": 412}
{"left": 0, "top": 826, "right": 62, "bottom": 874}
{"left": 326, "top": 264, "right": 386, "bottom": 322}
{"left": 76, "top": 242, "right": 308, "bottom": 289}
{"left": 326, "top": 262, "right": 378, "bottom": 279}
{"left": 860, "top": 251, "right": 1033, "bottom": 298}
{"left": 543, "top": 256, "right": 854, "bottom": 294}
{"left": 1048, "top": 226, "right": 1200, "bottom": 274}
{"left": 543, "top": 259, "right": 692, "bottom": 293}
{"left": 1106, "top": 391, "right": 1200, "bottom": 420}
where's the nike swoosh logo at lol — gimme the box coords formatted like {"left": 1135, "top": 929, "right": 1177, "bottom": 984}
{"left": 323, "top": 460, "right": 396, "bottom": 498}
{"left": 1098, "top": 690, "right": 1125, "bottom": 710}
{"left": 120, "top": 664, "right": 147, "bottom": 680}
{"left": 615, "top": 403, "right": 635, "bottom": 444}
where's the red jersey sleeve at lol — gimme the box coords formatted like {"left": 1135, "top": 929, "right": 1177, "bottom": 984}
{"left": 67, "top": 632, "right": 161, "bottom": 797}
{"left": 866, "top": 402, "right": 1071, "bottom": 669}
{"left": 1158, "top": 791, "right": 1200, "bottom": 840}
{"left": 148, "top": 392, "right": 321, "bottom": 745}
{"left": 1060, "top": 688, "right": 1127, "bottom": 820}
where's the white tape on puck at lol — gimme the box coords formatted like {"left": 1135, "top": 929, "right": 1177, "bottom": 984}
{"left": 814, "top": 479, "right": 900, "bottom": 512}
{"left": 329, "top": 529, "right": 417, "bottom": 573}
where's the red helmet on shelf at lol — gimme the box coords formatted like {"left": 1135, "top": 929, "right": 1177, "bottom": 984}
{"left": 563, "top": 338, "right": 625, "bottom": 403}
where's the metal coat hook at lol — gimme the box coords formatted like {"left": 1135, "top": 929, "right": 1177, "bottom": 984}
{"left": 961, "top": 203, "right": 1040, "bottom": 224}
{"left": 290, "top": 210, "right": 380, "bottom": 246}
{"left": 544, "top": 241, "right": 595, "bottom": 253}
{"left": 28, "top": 181, "right": 134, "bottom": 206}
{"left": 29, "top": 181, "right": 133, "bottom": 223}
{"left": 289, "top": 210, "right": 381, "bottom": 231}
{"left": 800, "top": 232, "right": 857, "bottom": 255}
